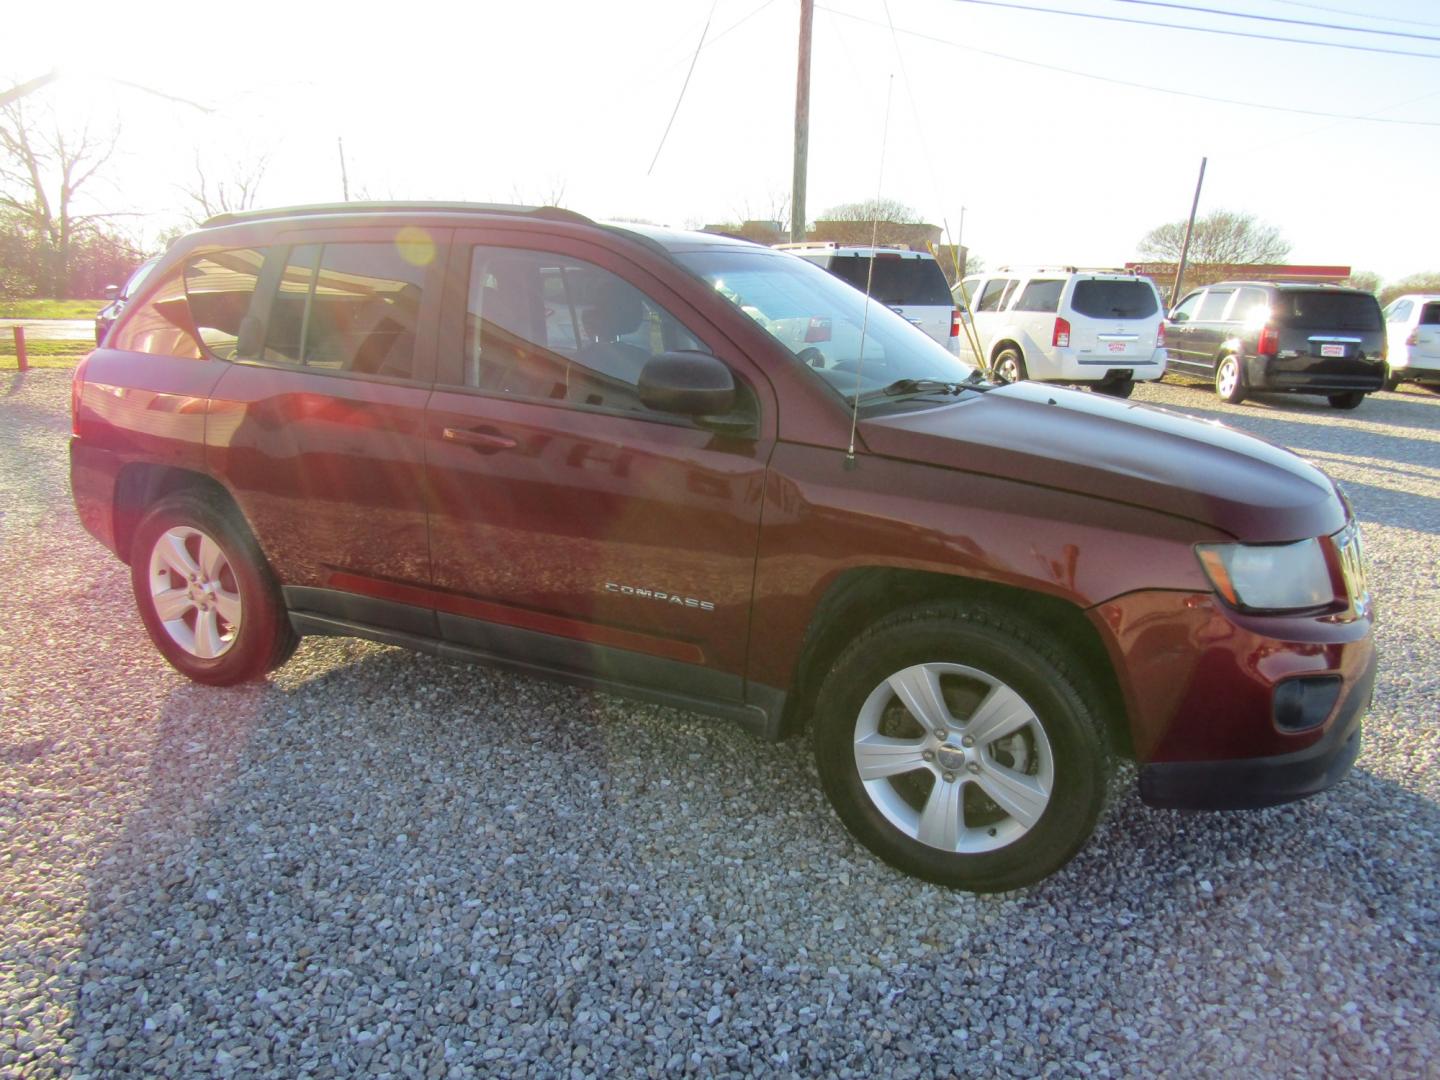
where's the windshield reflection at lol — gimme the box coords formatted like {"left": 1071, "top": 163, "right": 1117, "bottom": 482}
{"left": 675, "top": 248, "right": 976, "bottom": 403}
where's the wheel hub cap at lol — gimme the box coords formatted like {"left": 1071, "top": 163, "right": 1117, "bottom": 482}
{"left": 935, "top": 744, "right": 967, "bottom": 772}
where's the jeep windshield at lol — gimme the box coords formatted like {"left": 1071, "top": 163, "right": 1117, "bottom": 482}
{"left": 674, "top": 248, "right": 976, "bottom": 404}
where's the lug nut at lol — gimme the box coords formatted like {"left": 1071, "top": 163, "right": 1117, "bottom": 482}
{"left": 967, "top": 762, "right": 981, "bottom": 774}
{"left": 961, "top": 736, "right": 974, "bottom": 748}
{"left": 943, "top": 773, "right": 956, "bottom": 783}
{"left": 922, "top": 750, "right": 935, "bottom": 762}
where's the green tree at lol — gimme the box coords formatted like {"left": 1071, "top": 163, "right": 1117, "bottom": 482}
{"left": 1379, "top": 272, "right": 1440, "bottom": 307}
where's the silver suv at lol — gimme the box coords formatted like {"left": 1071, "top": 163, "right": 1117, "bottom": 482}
{"left": 955, "top": 267, "right": 1168, "bottom": 398}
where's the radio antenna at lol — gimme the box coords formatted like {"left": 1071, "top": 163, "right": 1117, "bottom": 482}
{"left": 846, "top": 74, "right": 894, "bottom": 468}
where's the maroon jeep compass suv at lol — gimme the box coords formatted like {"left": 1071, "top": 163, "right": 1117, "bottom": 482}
{"left": 70, "top": 203, "right": 1375, "bottom": 891}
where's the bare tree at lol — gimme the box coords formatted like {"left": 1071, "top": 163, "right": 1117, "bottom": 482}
{"left": 0, "top": 95, "right": 119, "bottom": 296}
{"left": 181, "top": 150, "right": 269, "bottom": 225}
{"left": 811, "top": 198, "right": 931, "bottom": 246}
{"left": 1138, "top": 209, "right": 1291, "bottom": 268}
{"left": 509, "top": 175, "right": 568, "bottom": 208}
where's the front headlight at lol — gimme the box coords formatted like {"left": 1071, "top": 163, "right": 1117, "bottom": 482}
{"left": 1196, "top": 538, "right": 1335, "bottom": 612}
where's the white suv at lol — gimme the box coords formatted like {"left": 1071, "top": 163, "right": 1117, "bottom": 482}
{"left": 1381, "top": 293, "right": 1440, "bottom": 392}
{"left": 775, "top": 243, "right": 959, "bottom": 353}
{"left": 954, "top": 267, "right": 1167, "bottom": 397}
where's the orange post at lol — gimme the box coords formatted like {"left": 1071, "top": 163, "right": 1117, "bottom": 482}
{"left": 12, "top": 326, "right": 27, "bottom": 371}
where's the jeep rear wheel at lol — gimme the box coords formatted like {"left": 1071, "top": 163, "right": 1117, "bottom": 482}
{"left": 812, "top": 603, "right": 1109, "bottom": 892}
{"left": 1215, "top": 355, "right": 1245, "bottom": 404}
{"left": 131, "top": 494, "right": 297, "bottom": 685}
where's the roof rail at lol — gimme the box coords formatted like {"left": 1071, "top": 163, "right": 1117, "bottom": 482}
{"left": 774, "top": 241, "right": 916, "bottom": 253}
{"left": 201, "top": 201, "right": 593, "bottom": 229}
{"left": 994, "top": 264, "right": 1137, "bottom": 276}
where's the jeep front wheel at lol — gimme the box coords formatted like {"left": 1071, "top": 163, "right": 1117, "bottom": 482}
{"left": 812, "top": 604, "right": 1109, "bottom": 892}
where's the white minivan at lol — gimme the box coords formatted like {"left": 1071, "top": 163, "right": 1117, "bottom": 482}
{"left": 1381, "top": 293, "right": 1440, "bottom": 392}
{"left": 954, "top": 267, "right": 1167, "bottom": 397}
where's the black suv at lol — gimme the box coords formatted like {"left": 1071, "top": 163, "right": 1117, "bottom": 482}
{"left": 1166, "top": 281, "right": 1385, "bottom": 408}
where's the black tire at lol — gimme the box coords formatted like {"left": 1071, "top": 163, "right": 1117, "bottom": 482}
{"left": 130, "top": 493, "right": 298, "bottom": 685}
{"left": 1327, "top": 391, "right": 1366, "bottom": 410}
{"left": 812, "top": 603, "right": 1109, "bottom": 892}
{"left": 993, "top": 346, "right": 1027, "bottom": 384}
{"left": 1214, "top": 354, "right": 1246, "bottom": 404}
{"left": 1382, "top": 365, "right": 1400, "bottom": 393}
{"left": 1094, "top": 377, "right": 1135, "bottom": 399}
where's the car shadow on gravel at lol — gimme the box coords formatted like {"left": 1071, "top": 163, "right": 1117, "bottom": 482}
{"left": 59, "top": 643, "right": 1440, "bottom": 1075}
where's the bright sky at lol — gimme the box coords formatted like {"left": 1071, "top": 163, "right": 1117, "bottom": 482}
{"left": 9, "top": 0, "right": 1440, "bottom": 282}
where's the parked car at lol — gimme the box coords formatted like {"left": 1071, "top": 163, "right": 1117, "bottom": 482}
{"left": 952, "top": 267, "right": 1167, "bottom": 398}
{"left": 71, "top": 203, "right": 1374, "bottom": 892}
{"left": 1380, "top": 293, "right": 1440, "bottom": 392}
{"left": 1166, "top": 281, "right": 1386, "bottom": 408}
{"left": 94, "top": 256, "right": 160, "bottom": 345}
{"left": 773, "top": 242, "right": 960, "bottom": 354}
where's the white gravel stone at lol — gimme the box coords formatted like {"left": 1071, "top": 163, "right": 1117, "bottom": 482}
{"left": 1, "top": 369, "right": 1437, "bottom": 1078}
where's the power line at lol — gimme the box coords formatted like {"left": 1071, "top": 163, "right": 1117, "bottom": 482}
{"left": 1268, "top": 0, "right": 1440, "bottom": 30}
{"left": 648, "top": 0, "right": 721, "bottom": 175}
{"left": 818, "top": 6, "right": 1440, "bottom": 126}
{"left": 942, "top": 0, "right": 1440, "bottom": 60}
{"left": 1103, "top": 0, "right": 1440, "bottom": 42}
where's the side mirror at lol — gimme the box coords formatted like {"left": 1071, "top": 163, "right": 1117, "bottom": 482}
{"left": 638, "top": 350, "right": 736, "bottom": 417}
{"left": 104, "top": 284, "right": 120, "bottom": 300}
{"left": 1168, "top": 310, "right": 1185, "bottom": 323}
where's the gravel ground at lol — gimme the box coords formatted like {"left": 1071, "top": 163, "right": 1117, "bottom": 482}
{"left": 2, "top": 368, "right": 1437, "bottom": 1078}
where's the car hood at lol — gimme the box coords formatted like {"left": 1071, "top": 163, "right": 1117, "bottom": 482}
{"left": 858, "top": 382, "right": 1346, "bottom": 542}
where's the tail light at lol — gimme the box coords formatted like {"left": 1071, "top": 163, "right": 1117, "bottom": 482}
{"left": 950, "top": 309, "right": 961, "bottom": 338}
{"left": 71, "top": 354, "right": 90, "bottom": 436}
{"left": 1053, "top": 317, "right": 1071, "bottom": 348}
{"left": 1156, "top": 322, "right": 1166, "bottom": 349}
{"left": 1407, "top": 329, "right": 1419, "bottom": 346}
{"left": 1257, "top": 325, "right": 1279, "bottom": 356}
{"left": 804, "top": 317, "right": 831, "bottom": 343}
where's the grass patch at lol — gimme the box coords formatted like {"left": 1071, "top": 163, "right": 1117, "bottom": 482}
{"left": 0, "top": 338, "right": 91, "bottom": 369}
{"left": 0, "top": 299, "right": 105, "bottom": 319}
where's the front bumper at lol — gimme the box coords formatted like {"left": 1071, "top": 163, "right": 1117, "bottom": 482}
{"left": 1138, "top": 652, "right": 1372, "bottom": 810}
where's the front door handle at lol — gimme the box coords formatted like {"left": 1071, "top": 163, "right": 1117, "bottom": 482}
{"left": 442, "top": 427, "right": 517, "bottom": 453}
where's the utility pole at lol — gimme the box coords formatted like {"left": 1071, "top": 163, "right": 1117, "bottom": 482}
{"left": 338, "top": 137, "right": 351, "bottom": 202}
{"left": 1170, "top": 156, "right": 1207, "bottom": 307}
{"left": 791, "top": 0, "right": 813, "bottom": 243}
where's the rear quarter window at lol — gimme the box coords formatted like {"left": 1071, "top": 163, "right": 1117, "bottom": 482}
{"left": 1281, "top": 291, "right": 1382, "bottom": 332}
{"left": 1012, "top": 280, "right": 1064, "bottom": 313}
{"left": 1420, "top": 302, "right": 1440, "bottom": 326}
{"left": 1069, "top": 280, "right": 1159, "bottom": 320}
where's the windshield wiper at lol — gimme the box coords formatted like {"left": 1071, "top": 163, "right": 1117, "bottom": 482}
{"left": 859, "top": 378, "right": 967, "bottom": 402}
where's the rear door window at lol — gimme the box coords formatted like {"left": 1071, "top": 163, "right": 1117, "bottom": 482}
{"left": 1281, "top": 291, "right": 1382, "bottom": 331}
{"left": 259, "top": 243, "right": 428, "bottom": 378}
{"left": 1012, "top": 279, "right": 1064, "bottom": 313}
{"left": 825, "top": 255, "right": 953, "bottom": 306}
{"left": 1070, "top": 279, "right": 1159, "bottom": 320}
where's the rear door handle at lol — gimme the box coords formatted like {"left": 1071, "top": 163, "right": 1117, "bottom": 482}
{"left": 442, "top": 427, "right": 517, "bottom": 453}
